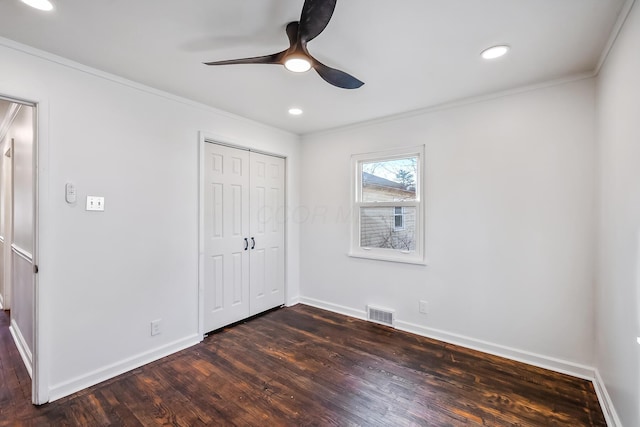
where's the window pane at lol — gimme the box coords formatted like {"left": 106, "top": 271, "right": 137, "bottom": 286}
{"left": 394, "top": 212, "right": 403, "bottom": 229}
{"left": 361, "top": 157, "right": 417, "bottom": 202}
{"left": 361, "top": 207, "right": 416, "bottom": 251}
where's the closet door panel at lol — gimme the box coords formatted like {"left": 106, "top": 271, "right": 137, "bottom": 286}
{"left": 249, "top": 152, "right": 285, "bottom": 315}
{"left": 203, "top": 144, "right": 250, "bottom": 332}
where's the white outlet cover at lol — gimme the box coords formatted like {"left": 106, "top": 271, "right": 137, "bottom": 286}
{"left": 151, "top": 319, "right": 161, "bottom": 336}
{"left": 419, "top": 300, "right": 428, "bottom": 314}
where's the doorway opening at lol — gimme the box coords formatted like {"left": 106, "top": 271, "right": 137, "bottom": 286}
{"left": 0, "top": 95, "right": 39, "bottom": 404}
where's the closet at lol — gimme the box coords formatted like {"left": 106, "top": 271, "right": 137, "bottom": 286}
{"left": 203, "top": 142, "right": 285, "bottom": 332}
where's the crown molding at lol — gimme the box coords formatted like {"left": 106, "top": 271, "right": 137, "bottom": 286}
{"left": 303, "top": 71, "right": 596, "bottom": 138}
{"left": 594, "top": 0, "right": 637, "bottom": 75}
{"left": 0, "top": 36, "right": 296, "bottom": 139}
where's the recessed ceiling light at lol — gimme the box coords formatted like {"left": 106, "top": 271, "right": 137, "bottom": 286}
{"left": 20, "top": 0, "right": 54, "bottom": 11}
{"left": 481, "top": 45, "right": 510, "bottom": 60}
{"left": 288, "top": 108, "right": 303, "bottom": 116}
{"left": 284, "top": 57, "right": 312, "bottom": 73}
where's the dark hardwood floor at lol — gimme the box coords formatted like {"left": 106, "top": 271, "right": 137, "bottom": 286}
{"left": 1, "top": 305, "right": 605, "bottom": 426}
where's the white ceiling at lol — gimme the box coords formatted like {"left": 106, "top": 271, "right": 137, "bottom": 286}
{"left": 0, "top": 0, "right": 627, "bottom": 134}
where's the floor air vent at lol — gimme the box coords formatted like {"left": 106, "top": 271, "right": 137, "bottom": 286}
{"left": 366, "top": 305, "right": 395, "bottom": 327}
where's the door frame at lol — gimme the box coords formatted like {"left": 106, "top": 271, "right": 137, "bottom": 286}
{"left": 197, "top": 131, "right": 288, "bottom": 339}
{"left": 0, "top": 93, "right": 43, "bottom": 404}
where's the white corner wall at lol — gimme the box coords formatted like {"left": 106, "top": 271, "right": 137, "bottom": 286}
{"left": 301, "top": 78, "right": 597, "bottom": 374}
{"left": 595, "top": 0, "right": 640, "bottom": 425}
{"left": 0, "top": 38, "right": 301, "bottom": 402}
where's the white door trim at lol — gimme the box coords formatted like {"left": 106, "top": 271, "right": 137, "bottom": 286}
{"left": 197, "top": 131, "right": 287, "bottom": 339}
{"left": 32, "top": 98, "right": 46, "bottom": 405}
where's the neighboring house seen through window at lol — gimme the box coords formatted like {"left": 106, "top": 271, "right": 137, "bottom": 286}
{"left": 350, "top": 146, "right": 425, "bottom": 264}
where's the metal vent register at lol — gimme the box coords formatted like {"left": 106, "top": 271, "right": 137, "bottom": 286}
{"left": 366, "top": 305, "right": 395, "bottom": 327}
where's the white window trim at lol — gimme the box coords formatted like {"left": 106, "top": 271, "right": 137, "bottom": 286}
{"left": 349, "top": 145, "right": 426, "bottom": 265}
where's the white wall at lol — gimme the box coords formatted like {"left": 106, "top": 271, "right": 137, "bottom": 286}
{"left": 12, "top": 105, "right": 33, "bottom": 253}
{"left": 595, "top": 0, "right": 640, "bottom": 425}
{"left": 301, "top": 78, "right": 597, "bottom": 370}
{"left": 0, "top": 38, "right": 301, "bottom": 401}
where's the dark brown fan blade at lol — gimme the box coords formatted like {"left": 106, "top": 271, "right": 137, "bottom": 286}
{"left": 285, "top": 21, "right": 299, "bottom": 47}
{"left": 312, "top": 59, "right": 364, "bottom": 89}
{"left": 299, "top": 0, "right": 337, "bottom": 42}
{"left": 204, "top": 50, "right": 286, "bottom": 66}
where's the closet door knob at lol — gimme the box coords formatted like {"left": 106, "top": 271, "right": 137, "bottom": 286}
{"left": 251, "top": 237, "right": 256, "bottom": 250}
{"left": 244, "top": 238, "right": 249, "bottom": 251}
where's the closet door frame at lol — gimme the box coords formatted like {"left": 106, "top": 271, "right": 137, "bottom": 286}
{"left": 198, "top": 132, "right": 287, "bottom": 338}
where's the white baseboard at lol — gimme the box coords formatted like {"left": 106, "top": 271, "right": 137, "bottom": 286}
{"left": 48, "top": 334, "right": 201, "bottom": 402}
{"left": 300, "top": 297, "right": 593, "bottom": 377}
{"left": 300, "top": 296, "right": 368, "bottom": 321}
{"left": 9, "top": 318, "right": 33, "bottom": 378}
{"left": 298, "top": 297, "right": 620, "bottom": 427}
{"left": 592, "top": 370, "right": 623, "bottom": 427}
{"left": 396, "top": 319, "right": 596, "bottom": 380}
{"left": 287, "top": 295, "right": 301, "bottom": 307}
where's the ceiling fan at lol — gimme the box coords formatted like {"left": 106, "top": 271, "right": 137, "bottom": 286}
{"left": 203, "top": 0, "right": 364, "bottom": 89}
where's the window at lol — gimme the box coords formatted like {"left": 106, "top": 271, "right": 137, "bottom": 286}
{"left": 350, "top": 146, "right": 425, "bottom": 264}
{"left": 394, "top": 207, "right": 405, "bottom": 231}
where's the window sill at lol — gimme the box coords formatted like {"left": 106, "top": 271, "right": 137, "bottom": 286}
{"left": 348, "top": 251, "right": 428, "bottom": 266}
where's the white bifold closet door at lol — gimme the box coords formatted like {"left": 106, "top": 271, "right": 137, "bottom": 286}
{"left": 203, "top": 143, "right": 285, "bottom": 333}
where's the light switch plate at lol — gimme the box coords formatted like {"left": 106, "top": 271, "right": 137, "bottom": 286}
{"left": 86, "top": 196, "right": 105, "bottom": 211}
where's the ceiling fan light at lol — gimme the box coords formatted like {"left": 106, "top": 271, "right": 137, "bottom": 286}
{"left": 20, "top": 0, "right": 54, "bottom": 11}
{"left": 284, "top": 57, "right": 312, "bottom": 73}
{"left": 481, "top": 45, "right": 510, "bottom": 60}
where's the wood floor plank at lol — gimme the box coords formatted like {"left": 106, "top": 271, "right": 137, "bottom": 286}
{"left": 0, "top": 306, "right": 606, "bottom": 426}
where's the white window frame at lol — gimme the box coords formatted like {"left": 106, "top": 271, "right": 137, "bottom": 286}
{"left": 349, "top": 146, "right": 426, "bottom": 265}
